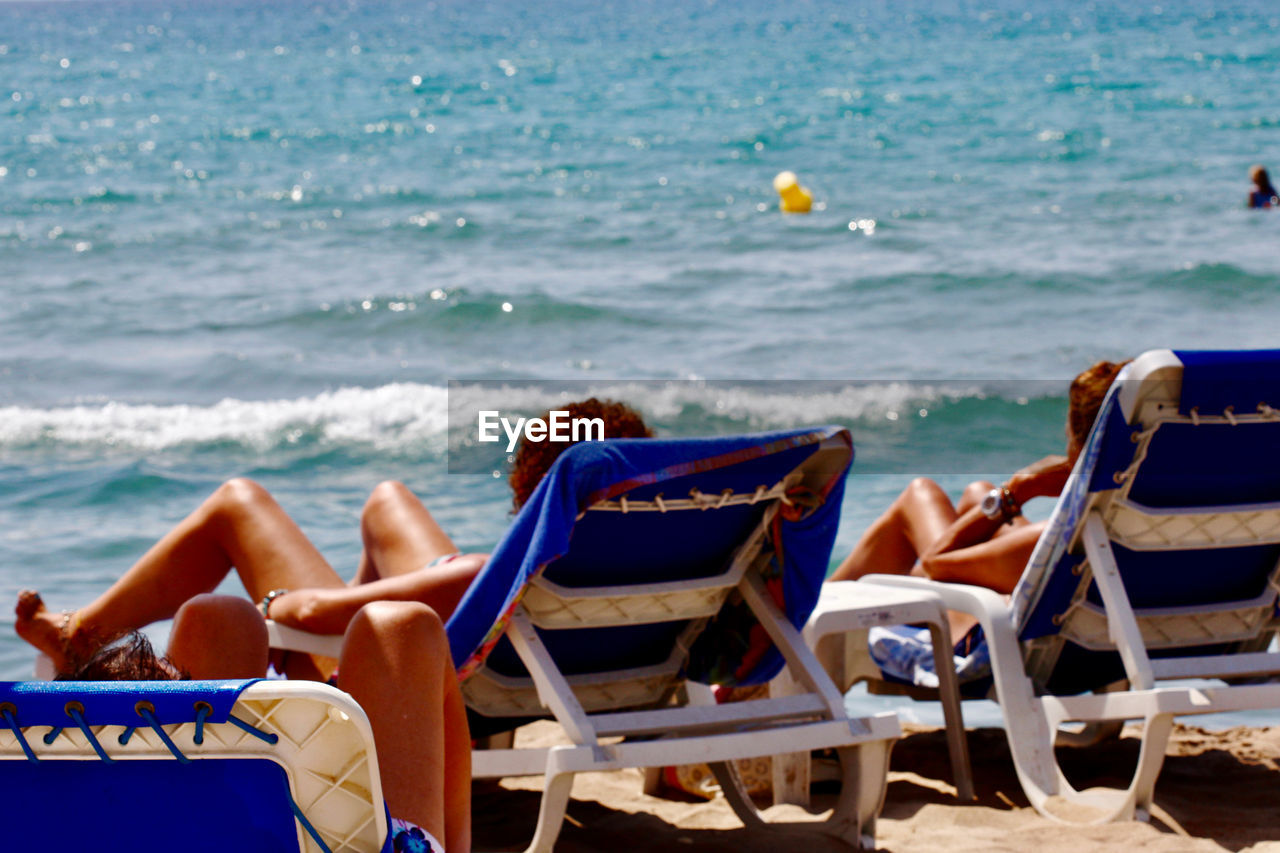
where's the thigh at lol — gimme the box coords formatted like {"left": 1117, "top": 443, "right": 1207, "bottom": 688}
{"left": 361, "top": 483, "right": 460, "bottom": 579}
{"left": 898, "top": 478, "right": 960, "bottom": 554}
{"left": 216, "top": 479, "right": 348, "bottom": 600}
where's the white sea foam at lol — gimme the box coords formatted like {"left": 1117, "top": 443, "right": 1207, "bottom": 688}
{"left": 446, "top": 380, "right": 986, "bottom": 428}
{"left": 0, "top": 384, "right": 451, "bottom": 451}
{"left": 0, "top": 380, "right": 1033, "bottom": 452}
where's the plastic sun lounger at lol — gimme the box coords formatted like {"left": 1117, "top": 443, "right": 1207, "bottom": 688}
{"left": 271, "top": 426, "right": 902, "bottom": 852}
{"left": 0, "top": 679, "right": 390, "bottom": 852}
{"left": 845, "top": 348, "right": 1280, "bottom": 824}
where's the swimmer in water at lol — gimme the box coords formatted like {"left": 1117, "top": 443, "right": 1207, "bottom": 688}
{"left": 1247, "top": 165, "right": 1278, "bottom": 209}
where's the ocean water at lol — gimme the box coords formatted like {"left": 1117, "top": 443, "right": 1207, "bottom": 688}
{"left": 1, "top": 0, "right": 1278, "bottom": 726}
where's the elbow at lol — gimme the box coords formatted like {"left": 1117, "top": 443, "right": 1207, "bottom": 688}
{"left": 289, "top": 592, "right": 330, "bottom": 634}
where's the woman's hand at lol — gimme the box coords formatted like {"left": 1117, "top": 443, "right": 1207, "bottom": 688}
{"left": 1007, "top": 454, "right": 1072, "bottom": 504}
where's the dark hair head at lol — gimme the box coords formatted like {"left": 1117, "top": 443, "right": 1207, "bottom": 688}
{"left": 56, "top": 631, "right": 186, "bottom": 682}
{"left": 508, "top": 398, "right": 652, "bottom": 510}
{"left": 1067, "top": 359, "right": 1131, "bottom": 458}
{"left": 1251, "top": 164, "right": 1273, "bottom": 192}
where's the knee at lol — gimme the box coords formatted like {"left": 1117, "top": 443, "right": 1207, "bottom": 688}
{"left": 362, "top": 480, "right": 414, "bottom": 525}
{"left": 902, "top": 477, "right": 946, "bottom": 504}
{"left": 348, "top": 600, "right": 445, "bottom": 649}
{"left": 211, "top": 477, "right": 275, "bottom": 521}
{"left": 961, "top": 480, "right": 997, "bottom": 506}
{"left": 173, "top": 594, "right": 265, "bottom": 645}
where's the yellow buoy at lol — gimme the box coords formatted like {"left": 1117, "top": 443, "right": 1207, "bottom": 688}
{"left": 773, "top": 170, "right": 812, "bottom": 214}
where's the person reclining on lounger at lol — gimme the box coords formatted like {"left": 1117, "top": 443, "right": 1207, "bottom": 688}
{"left": 13, "top": 396, "right": 650, "bottom": 852}
{"left": 59, "top": 596, "right": 464, "bottom": 853}
{"left": 827, "top": 360, "right": 1128, "bottom": 647}
{"left": 14, "top": 396, "right": 651, "bottom": 680}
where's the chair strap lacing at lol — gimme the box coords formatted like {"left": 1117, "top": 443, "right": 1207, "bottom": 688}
{"left": 228, "top": 714, "right": 279, "bottom": 744}
{"left": 65, "top": 705, "right": 113, "bottom": 763}
{"left": 193, "top": 703, "right": 211, "bottom": 745}
{"left": 1, "top": 706, "right": 38, "bottom": 762}
{"left": 42, "top": 727, "right": 62, "bottom": 745}
{"left": 288, "top": 789, "right": 335, "bottom": 853}
{"left": 117, "top": 727, "right": 135, "bottom": 746}
{"left": 136, "top": 706, "right": 190, "bottom": 764}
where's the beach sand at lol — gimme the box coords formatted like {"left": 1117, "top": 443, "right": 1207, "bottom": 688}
{"left": 472, "top": 721, "right": 1280, "bottom": 852}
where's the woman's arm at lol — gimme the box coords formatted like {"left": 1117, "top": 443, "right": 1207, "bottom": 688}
{"left": 916, "top": 454, "right": 1072, "bottom": 593}
{"left": 919, "top": 518, "right": 1045, "bottom": 593}
{"left": 267, "top": 554, "right": 486, "bottom": 634}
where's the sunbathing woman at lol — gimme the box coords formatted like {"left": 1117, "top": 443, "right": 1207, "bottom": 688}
{"left": 827, "top": 360, "right": 1128, "bottom": 642}
{"left": 14, "top": 396, "right": 650, "bottom": 852}
{"left": 15, "top": 397, "right": 651, "bottom": 680}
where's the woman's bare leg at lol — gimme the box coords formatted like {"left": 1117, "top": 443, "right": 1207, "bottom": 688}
{"left": 352, "top": 481, "right": 460, "bottom": 585}
{"left": 828, "top": 478, "right": 959, "bottom": 582}
{"left": 167, "top": 594, "right": 268, "bottom": 679}
{"left": 338, "top": 601, "right": 471, "bottom": 853}
{"left": 167, "top": 597, "right": 471, "bottom": 849}
{"left": 15, "top": 478, "right": 344, "bottom": 670}
{"left": 956, "top": 480, "right": 995, "bottom": 515}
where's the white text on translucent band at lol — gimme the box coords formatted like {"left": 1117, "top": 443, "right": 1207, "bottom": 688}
{"left": 477, "top": 411, "right": 605, "bottom": 452}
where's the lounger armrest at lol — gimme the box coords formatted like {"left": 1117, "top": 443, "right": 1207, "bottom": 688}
{"left": 849, "top": 573, "right": 1029, "bottom": 676}
{"left": 852, "top": 575, "right": 1013, "bottom": 627}
{"left": 265, "top": 620, "right": 344, "bottom": 659}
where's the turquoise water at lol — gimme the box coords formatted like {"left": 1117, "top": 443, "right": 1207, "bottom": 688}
{"left": 2, "top": 0, "right": 1278, "bottom": 725}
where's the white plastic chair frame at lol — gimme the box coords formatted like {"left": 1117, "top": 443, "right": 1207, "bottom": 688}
{"left": 464, "top": 481, "right": 900, "bottom": 852}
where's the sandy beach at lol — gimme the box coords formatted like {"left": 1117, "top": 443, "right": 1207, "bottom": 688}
{"left": 473, "top": 721, "right": 1280, "bottom": 852}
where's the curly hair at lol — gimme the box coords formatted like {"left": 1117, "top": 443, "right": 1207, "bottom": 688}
{"left": 1067, "top": 359, "right": 1131, "bottom": 456}
{"left": 508, "top": 398, "right": 652, "bottom": 510}
{"left": 56, "top": 631, "right": 186, "bottom": 682}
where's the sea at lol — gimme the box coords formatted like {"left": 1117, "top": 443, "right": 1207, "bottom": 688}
{"left": 2, "top": 0, "right": 1278, "bottom": 727}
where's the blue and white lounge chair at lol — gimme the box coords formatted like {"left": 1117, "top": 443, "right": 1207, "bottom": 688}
{"left": 853, "top": 348, "right": 1280, "bottom": 823}
{"left": 0, "top": 679, "right": 390, "bottom": 852}
{"left": 450, "top": 426, "right": 899, "bottom": 851}
{"left": 276, "top": 426, "right": 901, "bottom": 851}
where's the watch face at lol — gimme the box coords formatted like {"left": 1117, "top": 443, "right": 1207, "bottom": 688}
{"left": 980, "top": 489, "right": 1003, "bottom": 519}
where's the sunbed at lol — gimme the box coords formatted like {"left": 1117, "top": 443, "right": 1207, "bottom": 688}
{"left": 274, "top": 425, "right": 902, "bottom": 851}
{"left": 0, "top": 679, "right": 390, "bottom": 851}
{"left": 836, "top": 348, "right": 1280, "bottom": 822}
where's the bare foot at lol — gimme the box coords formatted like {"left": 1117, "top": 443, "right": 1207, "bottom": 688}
{"left": 14, "top": 590, "right": 77, "bottom": 672}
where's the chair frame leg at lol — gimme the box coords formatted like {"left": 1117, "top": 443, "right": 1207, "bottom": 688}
{"left": 524, "top": 759, "right": 576, "bottom": 853}
{"left": 708, "top": 761, "right": 767, "bottom": 829}
{"left": 825, "top": 739, "right": 894, "bottom": 849}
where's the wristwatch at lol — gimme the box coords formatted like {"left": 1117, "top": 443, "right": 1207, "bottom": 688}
{"left": 980, "top": 486, "right": 1020, "bottom": 523}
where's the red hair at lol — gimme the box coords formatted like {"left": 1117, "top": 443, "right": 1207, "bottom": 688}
{"left": 1067, "top": 359, "right": 1130, "bottom": 454}
{"left": 508, "top": 398, "right": 651, "bottom": 510}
